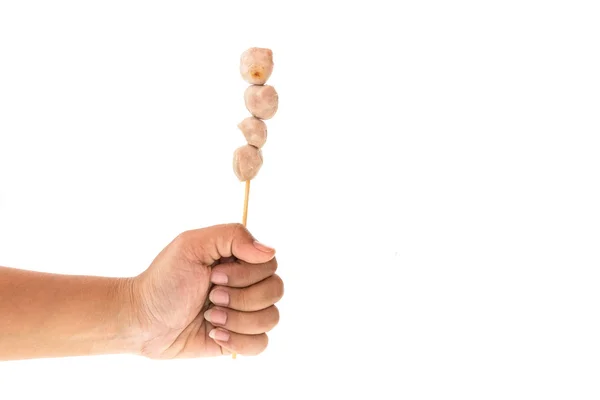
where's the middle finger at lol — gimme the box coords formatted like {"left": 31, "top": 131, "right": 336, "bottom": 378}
{"left": 209, "top": 274, "right": 284, "bottom": 312}
{"left": 204, "top": 305, "right": 280, "bottom": 335}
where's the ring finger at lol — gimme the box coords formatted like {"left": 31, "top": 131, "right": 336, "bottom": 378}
{"left": 204, "top": 305, "right": 279, "bottom": 335}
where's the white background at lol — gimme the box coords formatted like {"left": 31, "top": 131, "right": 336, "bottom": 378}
{"left": 1, "top": 0, "right": 599, "bottom": 398}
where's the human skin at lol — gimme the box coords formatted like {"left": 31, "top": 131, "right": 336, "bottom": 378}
{"left": 0, "top": 223, "right": 283, "bottom": 361}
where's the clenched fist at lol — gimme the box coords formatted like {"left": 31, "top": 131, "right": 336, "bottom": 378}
{"left": 0, "top": 223, "right": 282, "bottom": 361}
{"left": 132, "top": 223, "right": 284, "bottom": 358}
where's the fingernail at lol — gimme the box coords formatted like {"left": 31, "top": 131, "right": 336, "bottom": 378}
{"left": 253, "top": 240, "right": 275, "bottom": 253}
{"left": 211, "top": 272, "right": 228, "bottom": 285}
{"left": 204, "top": 309, "right": 227, "bottom": 325}
{"left": 210, "top": 290, "right": 230, "bottom": 306}
{"left": 209, "top": 329, "right": 230, "bottom": 342}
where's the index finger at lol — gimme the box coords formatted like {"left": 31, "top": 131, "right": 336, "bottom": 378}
{"left": 210, "top": 258, "right": 277, "bottom": 288}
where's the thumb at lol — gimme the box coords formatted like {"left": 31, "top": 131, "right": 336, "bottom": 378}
{"left": 179, "top": 223, "right": 276, "bottom": 265}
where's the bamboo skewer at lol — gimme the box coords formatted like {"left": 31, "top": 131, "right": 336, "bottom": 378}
{"left": 232, "top": 179, "right": 251, "bottom": 360}
{"left": 242, "top": 180, "right": 250, "bottom": 227}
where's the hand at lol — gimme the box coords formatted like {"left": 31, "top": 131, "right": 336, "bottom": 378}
{"left": 130, "top": 223, "right": 284, "bottom": 359}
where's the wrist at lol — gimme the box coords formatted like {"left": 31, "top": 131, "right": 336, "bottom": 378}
{"left": 99, "top": 277, "right": 147, "bottom": 356}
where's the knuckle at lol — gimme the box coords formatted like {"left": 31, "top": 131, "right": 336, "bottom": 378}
{"left": 171, "top": 231, "right": 194, "bottom": 258}
{"left": 270, "top": 274, "right": 284, "bottom": 301}
{"left": 236, "top": 289, "right": 251, "bottom": 311}
{"left": 257, "top": 306, "right": 279, "bottom": 331}
{"left": 250, "top": 334, "right": 269, "bottom": 356}
{"left": 228, "top": 222, "right": 250, "bottom": 238}
{"left": 228, "top": 222, "right": 245, "bottom": 230}
{"left": 259, "top": 334, "right": 269, "bottom": 353}
{"left": 239, "top": 265, "right": 253, "bottom": 282}
{"left": 173, "top": 230, "right": 191, "bottom": 248}
{"left": 269, "top": 306, "right": 280, "bottom": 330}
{"left": 267, "top": 257, "right": 278, "bottom": 274}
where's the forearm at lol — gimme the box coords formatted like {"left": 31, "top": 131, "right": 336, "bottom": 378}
{"left": 0, "top": 266, "right": 140, "bottom": 361}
